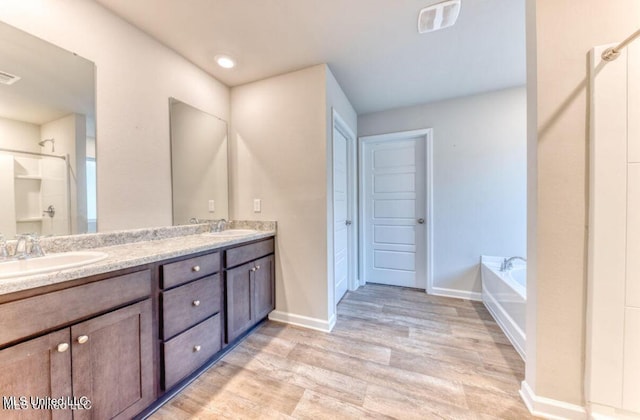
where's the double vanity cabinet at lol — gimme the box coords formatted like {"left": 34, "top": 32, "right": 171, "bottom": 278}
{"left": 0, "top": 235, "right": 275, "bottom": 419}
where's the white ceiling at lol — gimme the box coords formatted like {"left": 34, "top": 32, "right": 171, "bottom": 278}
{"left": 96, "top": 0, "right": 525, "bottom": 115}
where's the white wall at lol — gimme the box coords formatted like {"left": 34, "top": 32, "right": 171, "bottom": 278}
{"left": 230, "top": 65, "right": 330, "bottom": 325}
{"left": 0, "top": 0, "right": 229, "bottom": 231}
{"left": 359, "top": 87, "right": 527, "bottom": 296}
{"left": 41, "top": 113, "right": 87, "bottom": 234}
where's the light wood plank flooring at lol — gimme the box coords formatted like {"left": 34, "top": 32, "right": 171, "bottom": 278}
{"left": 151, "top": 284, "right": 534, "bottom": 419}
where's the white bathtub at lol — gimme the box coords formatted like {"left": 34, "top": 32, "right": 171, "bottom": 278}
{"left": 480, "top": 255, "right": 526, "bottom": 360}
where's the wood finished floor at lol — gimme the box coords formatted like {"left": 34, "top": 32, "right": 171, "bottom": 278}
{"left": 151, "top": 284, "right": 535, "bottom": 419}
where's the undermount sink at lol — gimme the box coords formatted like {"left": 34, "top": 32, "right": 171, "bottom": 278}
{"left": 0, "top": 251, "right": 108, "bottom": 279}
{"left": 208, "top": 229, "right": 259, "bottom": 237}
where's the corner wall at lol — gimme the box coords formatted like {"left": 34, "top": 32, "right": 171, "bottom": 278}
{"left": 325, "top": 66, "right": 357, "bottom": 321}
{"left": 359, "top": 87, "right": 527, "bottom": 298}
{"left": 526, "top": 0, "right": 640, "bottom": 413}
{"left": 230, "top": 65, "right": 331, "bottom": 328}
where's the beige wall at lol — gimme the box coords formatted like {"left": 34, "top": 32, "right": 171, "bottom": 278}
{"left": 528, "top": 0, "right": 640, "bottom": 405}
{"left": 0, "top": 1, "right": 230, "bottom": 231}
{"left": 0, "top": 117, "right": 40, "bottom": 153}
{"left": 230, "top": 65, "right": 330, "bottom": 322}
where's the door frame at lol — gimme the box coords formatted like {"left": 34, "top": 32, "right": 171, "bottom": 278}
{"left": 358, "top": 128, "right": 434, "bottom": 292}
{"left": 331, "top": 109, "right": 358, "bottom": 310}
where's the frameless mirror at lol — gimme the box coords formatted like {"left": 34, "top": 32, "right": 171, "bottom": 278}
{"left": 0, "top": 21, "right": 96, "bottom": 237}
{"left": 169, "top": 98, "right": 229, "bottom": 225}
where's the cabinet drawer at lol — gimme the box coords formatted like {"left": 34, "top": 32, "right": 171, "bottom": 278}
{"left": 0, "top": 270, "right": 151, "bottom": 347}
{"left": 225, "top": 239, "right": 274, "bottom": 268}
{"left": 162, "top": 252, "right": 220, "bottom": 289}
{"left": 163, "top": 314, "right": 221, "bottom": 389}
{"left": 161, "top": 274, "right": 221, "bottom": 339}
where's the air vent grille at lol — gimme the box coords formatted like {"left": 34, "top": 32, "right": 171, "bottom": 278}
{"left": 418, "top": 0, "right": 461, "bottom": 34}
{"left": 0, "top": 70, "right": 21, "bottom": 85}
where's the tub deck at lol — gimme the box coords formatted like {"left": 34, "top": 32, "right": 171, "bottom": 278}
{"left": 481, "top": 255, "right": 526, "bottom": 360}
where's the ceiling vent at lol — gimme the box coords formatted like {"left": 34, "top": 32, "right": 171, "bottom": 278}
{"left": 0, "top": 70, "right": 21, "bottom": 85}
{"left": 418, "top": 0, "right": 461, "bottom": 34}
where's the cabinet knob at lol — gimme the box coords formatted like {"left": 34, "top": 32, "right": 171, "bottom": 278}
{"left": 192, "top": 265, "right": 201, "bottom": 272}
{"left": 193, "top": 345, "right": 201, "bottom": 352}
{"left": 256, "top": 265, "right": 261, "bottom": 270}
{"left": 192, "top": 300, "right": 201, "bottom": 307}
{"left": 77, "top": 335, "right": 89, "bottom": 344}
{"left": 251, "top": 267, "right": 257, "bottom": 272}
{"left": 57, "top": 343, "right": 69, "bottom": 353}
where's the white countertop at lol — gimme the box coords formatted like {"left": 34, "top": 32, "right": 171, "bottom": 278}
{"left": 0, "top": 230, "right": 275, "bottom": 296}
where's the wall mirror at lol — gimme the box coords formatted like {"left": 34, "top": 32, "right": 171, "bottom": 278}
{"left": 0, "top": 21, "right": 96, "bottom": 238}
{"left": 169, "top": 98, "right": 229, "bottom": 225}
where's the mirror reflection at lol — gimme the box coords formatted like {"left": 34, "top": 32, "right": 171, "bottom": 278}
{"left": 169, "top": 98, "right": 229, "bottom": 225}
{"left": 0, "top": 21, "right": 97, "bottom": 237}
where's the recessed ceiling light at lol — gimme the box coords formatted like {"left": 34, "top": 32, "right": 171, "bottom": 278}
{"left": 215, "top": 55, "right": 235, "bottom": 69}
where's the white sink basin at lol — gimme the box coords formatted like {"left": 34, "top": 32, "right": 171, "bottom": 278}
{"left": 0, "top": 251, "right": 108, "bottom": 279}
{"left": 208, "top": 229, "right": 259, "bottom": 237}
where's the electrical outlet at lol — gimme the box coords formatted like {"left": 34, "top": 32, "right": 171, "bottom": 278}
{"left": 208, "top": 200, "right": 215, "bottom": 212}
{"left": 253, "top": 199, "right": 261, "bottom": 213}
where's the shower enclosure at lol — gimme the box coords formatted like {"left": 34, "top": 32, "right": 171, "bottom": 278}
{"left": 0, "top": 149, "right": 71, "bottom": 237}
{"left": 587, "top": 34, "right": 640, "bottom": 417}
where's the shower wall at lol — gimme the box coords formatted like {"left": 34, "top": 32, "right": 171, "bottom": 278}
{"left": 0, "top": 152, "right": 70, "bottom": 237}
{"left": 587, "top": 41, "right": 640, "bottom": 416}
{"left": 0, "top": 116, "right": 72, "bottom": 237}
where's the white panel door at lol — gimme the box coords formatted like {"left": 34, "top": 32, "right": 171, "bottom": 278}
{"left": 363, "top": 137, "right": 426, "bottom": 288}
{"left": 333, "top": 126, "right": 350, "bottom": 303}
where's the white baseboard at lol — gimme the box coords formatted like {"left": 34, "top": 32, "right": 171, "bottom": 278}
{"left": 429, "top": 286, "right": 482, "bottom": 302}
{"left": 589, "top": 403, "right": 640, "bottom": 419}
{"left": 520, "top": 381, "right": 587, "bottom": 420}
{"left": 268, "top": 310, "right": 336, "bottom": 332}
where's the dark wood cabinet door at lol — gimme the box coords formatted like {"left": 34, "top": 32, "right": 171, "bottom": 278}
{"left": 225, "top": 262, "right": 254, "bottom": 343}
{"left": 0, "top": 329, "right": 72, "bottom": 420}
{"left": 71, "top": 299, "right": 154, "bottom": 420}
{"left": 253, "top": 254, "right": 275, "bottom": 321}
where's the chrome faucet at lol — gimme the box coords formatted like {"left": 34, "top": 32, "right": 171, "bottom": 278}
{"left": 30, "top": 234, "right": 45, "bottom": 257}
{"left": 11, "top": 234, "right": 45, "bottom": 259}
{"left": 210, "top": 219, "right": 227, "bottom": 232}
{"left": 13, "top": 235, "right": 29, "bottom": 259}
{"left": 500, "top": 256, "right": 526, "bottom": 272}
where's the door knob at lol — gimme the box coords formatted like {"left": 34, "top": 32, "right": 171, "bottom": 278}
{"left": 417, "top": 218, "right": 425, "bottom": 224}
{"left": 345, "top": 220, "right": 352, "bottom": 226}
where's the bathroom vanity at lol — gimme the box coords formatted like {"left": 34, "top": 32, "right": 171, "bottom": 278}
{"left": 0, "top": 225, "right": 275, "bottom": 419}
